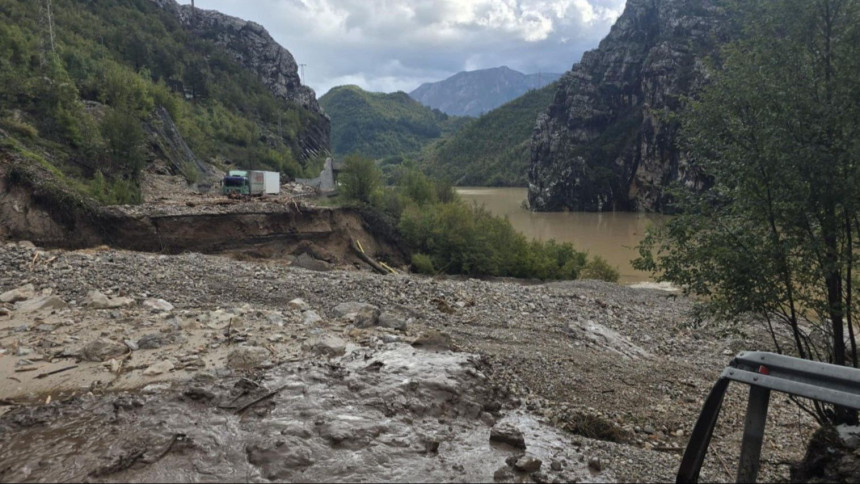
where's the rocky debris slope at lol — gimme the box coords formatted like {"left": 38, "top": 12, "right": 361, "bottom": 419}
{"left": 149, "top": 0, "right": 330, "bottom": 161}
{"left": 0, "top": 241, "right": 815, "bottom": 481}
{"left": 529, "top": 0, "right": 729, "bottom": 212}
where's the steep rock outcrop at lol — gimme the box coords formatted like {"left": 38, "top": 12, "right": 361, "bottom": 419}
{"left": 149, "top": 0, "right": 329, "bottom": 161}
{"left": 146, "top": 107, "right": 222, "bottom": 190}
{"left": 528, "top": 0, "right": 728, "bottom": 212}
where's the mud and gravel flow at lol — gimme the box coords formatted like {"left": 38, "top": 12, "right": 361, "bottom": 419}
{"left": 0, "top": 241, "right": 814, "bottom": 482}
{"left": 0, "top": 345, "right": 612, "bottom": 483}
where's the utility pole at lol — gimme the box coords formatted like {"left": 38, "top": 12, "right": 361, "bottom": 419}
{"left": 39, "top": 0, "right": 57, "bottom": 66}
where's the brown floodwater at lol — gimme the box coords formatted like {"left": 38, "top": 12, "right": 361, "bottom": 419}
{"left": 456, "top": 187, "right": 668, "bottom": 284}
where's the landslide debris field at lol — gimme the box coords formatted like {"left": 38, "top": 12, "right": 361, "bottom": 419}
{"left": 0, "top": 240, "right": 816, "bottom": 483}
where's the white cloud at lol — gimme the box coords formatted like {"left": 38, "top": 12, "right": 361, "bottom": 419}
{"left": 177, "top": 0, "right": 626, "bottom": 95}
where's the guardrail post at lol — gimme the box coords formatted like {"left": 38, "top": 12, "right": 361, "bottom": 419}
{"left": 676, "top": 378, "right": 730, "bottom": 483}
{"left": 736, "top": 385, "right": 770, "bottom": 483}
{"left": 677, "top": 352, "right": 860, "bottom": 483}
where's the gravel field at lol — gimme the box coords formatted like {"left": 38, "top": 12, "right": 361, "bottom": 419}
{"left": 0, "top": 241, "right": 815, "bottom": 482}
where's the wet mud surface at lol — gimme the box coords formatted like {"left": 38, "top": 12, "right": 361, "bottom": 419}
{"left": 0, "top": 345, "right": 607, "bottom": 483}
{"left": 0, "top": 242, "right": 813, "bottom": 482}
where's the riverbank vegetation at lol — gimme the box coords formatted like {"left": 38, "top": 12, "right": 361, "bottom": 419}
{"left": 338, "top": 156, "right": 618, "bottom": 281}
{"left": 636, "top": 0, "right": 860, "bottom": 425}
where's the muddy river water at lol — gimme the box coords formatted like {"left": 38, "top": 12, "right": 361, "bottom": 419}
{"left": 456, "top": 188, "right": 668, "bottom": 285}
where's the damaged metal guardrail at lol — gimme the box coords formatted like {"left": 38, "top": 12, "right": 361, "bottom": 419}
{"left": 676, "top": 351, "right": 860, "bottom": 483}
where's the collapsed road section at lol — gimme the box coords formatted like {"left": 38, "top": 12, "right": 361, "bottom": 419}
{"left": 0, "top": 159, "right": 404, "bottom": 270}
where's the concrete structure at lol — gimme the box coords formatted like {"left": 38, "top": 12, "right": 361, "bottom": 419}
{"left": 296, "top": 157, "right": 342, "bottom": 194}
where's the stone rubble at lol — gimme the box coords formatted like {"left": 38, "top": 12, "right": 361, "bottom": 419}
{"left": 0, "top": 241, "right": 820, "bottom": 482}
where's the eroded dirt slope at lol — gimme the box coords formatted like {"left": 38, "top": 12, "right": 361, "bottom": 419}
{"left": 0, "top": 159, "right": 404, "bottom": 269}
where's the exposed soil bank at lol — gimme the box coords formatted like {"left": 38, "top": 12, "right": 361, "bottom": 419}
{"left": 0, "top": 159, "right": 404, "bottom": 268}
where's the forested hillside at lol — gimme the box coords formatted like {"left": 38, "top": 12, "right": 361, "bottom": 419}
{"left": 319, "top": 85, "right": 468, "bottom": 159}
{"left": 0, "top": 0, "right": 327, "bottom": 204}
{"left": 420, "top": 82, "right": 557, "bottom": 186}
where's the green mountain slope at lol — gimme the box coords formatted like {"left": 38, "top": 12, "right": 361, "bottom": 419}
{"left": 420, "top": 82, "right": 558, "bottom": 186}
{"left": 319, "top": 85, "right": 469, "bottom": 159}
{"left": 0, "top": 0, "right": 327, "bottom": 204}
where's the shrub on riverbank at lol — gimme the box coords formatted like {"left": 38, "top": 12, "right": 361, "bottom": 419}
{"left": 580, "top": 256, "right": 620, "bottom": 283}
{"left": 339, "top": 156, "right": 610, "bottom": 281}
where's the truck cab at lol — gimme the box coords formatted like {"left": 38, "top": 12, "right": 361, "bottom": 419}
{"left": 221, "top": 174, "right": 250, "bottom": 195}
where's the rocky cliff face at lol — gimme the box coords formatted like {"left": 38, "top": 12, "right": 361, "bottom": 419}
{"left": 528, "top": 0, "right": 728, "bottom": 212}
{"left": 149, "top": 0, "right": 329, "bottom": 160}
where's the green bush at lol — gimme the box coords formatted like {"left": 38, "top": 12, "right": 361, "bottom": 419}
{"left": 339, "top": 154, "right": 382, "bottom": 204}
{"left": 101, "top": 107, "right": 145, "bottom": 177}
{"left": 399, "top": 200, "right": 587, "bottom": 280}
{"left": 89, "top": 170, "right": 141, "bottom": 205}
{"left": 0, "top": 116, "right": 37, "bottom": 139}
{"left": 580, "top": 255, "right": 620, "bottom": 282}
{"left": 411, "top": 253, "right": 436, "bottom": 275}
{"left": 400, "top": 167, "right": 436, "bottom": 206}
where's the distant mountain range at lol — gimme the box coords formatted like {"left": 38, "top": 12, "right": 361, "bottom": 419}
{"left": 319, "top": 86, "right": 469, "bottom": 159}
{"left": 409, "top": 67, "right": 562, "bottom": 117}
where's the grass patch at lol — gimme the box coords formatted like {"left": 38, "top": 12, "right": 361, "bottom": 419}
{"left": 559, "top": 412, "right": 630, "bottom": 443}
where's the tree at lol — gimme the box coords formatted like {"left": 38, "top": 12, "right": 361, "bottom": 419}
{"left": 636, "top": 0, "right": 860, "bottom": 425}
{"left": 101, "top": 107, "right": 145, "bottom": 177}
{"left": 339, "top": 154, "right": 381, "bottom": 204}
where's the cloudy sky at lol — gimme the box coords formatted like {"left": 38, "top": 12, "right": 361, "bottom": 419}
{"left": 177, "top": 0, "right": 626, "bottom": 96}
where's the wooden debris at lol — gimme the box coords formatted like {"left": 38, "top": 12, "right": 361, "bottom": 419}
{"left": 35, "top": 365, "right": 78, "bottom": 379}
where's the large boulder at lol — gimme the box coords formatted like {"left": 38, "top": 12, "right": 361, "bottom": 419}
{"left": 490, "top": 422, "right": 526, "bottom": 449}
{"left": 85, "top": 290, "right": 134, "bottom": 309}
{"left": 143, "top": 298, "right": 174, "bottom": 312}
{"left": 0, "top": 283, "right": 36, "bottom": 303}
{"left": 227, "top": 346, "right": 271, "bottom": 370}
{"left": 15, "top": 295, "right": 68, "bottom": 314}
{"left": 332, "top": 302, "right": 380, "bottom": 327}
{"left": 303, "top": 335, "right": 347, "bottom": 358}
{"left": 81, "top": 338, "right": 129, "bottom": 362}
{"left": 791, "top": 425, "right": 860, "bottom": 483}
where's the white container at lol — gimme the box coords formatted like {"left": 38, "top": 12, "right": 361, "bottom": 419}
{"left": 247, "top": 170, "right": 266, "bottom": 195}
{"left": 261, "top": 171, "right": 280, "bottom": 195}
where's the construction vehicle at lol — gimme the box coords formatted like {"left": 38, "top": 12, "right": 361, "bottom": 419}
{"left": 220, "top": 170, "right": 280, "bottom": 196}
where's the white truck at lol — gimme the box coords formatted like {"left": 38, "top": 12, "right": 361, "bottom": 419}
{"left": 222, "top": 170, "right": 280, "bottom": 196}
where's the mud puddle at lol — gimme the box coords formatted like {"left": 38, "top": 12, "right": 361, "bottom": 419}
{"left": 0, "top": 344, "right": 610, "bottom": 483}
